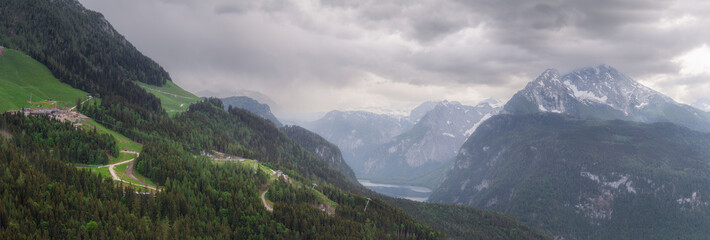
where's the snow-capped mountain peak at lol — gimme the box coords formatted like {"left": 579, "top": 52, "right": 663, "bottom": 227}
{"left": 504, "top": 65, "right": 710, "bottom": 132}
{"left": 562, "top": 64, "right": 668, "bottom": 114}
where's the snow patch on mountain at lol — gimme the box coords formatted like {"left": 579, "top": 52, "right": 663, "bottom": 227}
{"left": 581, "top": 171, "right": 636, "bottom": 194}
{"left": 564, "top": 81, "right": 608, "bottom": 104}
{"left": 465, "top": 113, "right": 493, "bottom": 136}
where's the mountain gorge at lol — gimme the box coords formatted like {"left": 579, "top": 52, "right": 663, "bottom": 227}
{"left": 307, "top": 110, "right": 414, "bottom": 174}
{"left": 361, "top": 100, "right": 502, "bottom": 188}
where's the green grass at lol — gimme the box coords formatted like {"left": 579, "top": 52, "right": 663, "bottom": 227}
{"left": 75, "top": 166, "right": 112, "bottom": 180}
{"left": 82, "top": 118, "right": 142, "bottom": 152}
{"left": 135, "top": 80, "right": 201, "bottom": 115}
{"left": 109, "top": 151, "right": 137, "bottom": 164}
{"left": 0, "top": 48, "right": 87, "bottom": 112}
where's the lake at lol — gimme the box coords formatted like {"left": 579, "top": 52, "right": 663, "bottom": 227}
{"left": 358, "top": 180, "right": 431, "bottom": 202}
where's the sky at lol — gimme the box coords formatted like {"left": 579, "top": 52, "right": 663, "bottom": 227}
{"left": 77, "top": 0, "right": 710, "bottom": 115}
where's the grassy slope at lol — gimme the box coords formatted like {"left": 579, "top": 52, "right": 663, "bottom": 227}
{"left": 110, "top": 151, "right": 137, "bottom": 164}
{"left": 0, "top": 48, "right": 87, "bottom": 112}
{"left": 135, "top": 81, "right": 201, "bottom": 115}
{"left": 82, "top": 118, "right": 143, "bottom": 152}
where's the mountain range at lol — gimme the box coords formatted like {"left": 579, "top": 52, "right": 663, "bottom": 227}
{"left": 306, "top": 99, "right": 503, "bottom": 188}
{"left": 361, "top": 100, "right": 502, "bottom": 188}
{"left": 6, "top": 0, "right": 710, "bottom": 238}
{"left": 306, "top": 110, "right": 414, "bottom": 174}
{"left": 430, "top": 65, "right": 710, "bottom": 239}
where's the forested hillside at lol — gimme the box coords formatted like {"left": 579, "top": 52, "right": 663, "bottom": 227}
{"left": 80, "top": 98, "right": 443, "bottom": 238}
{"left": 430, "top": 113, "right": 710, "bottom": 239}
{"left": 1, "top": 109, "right": 444, "bottom": 239}
{"left": 281, "top": 125, "right": 359, "bottom": 183}
{"left": 78, "top": 96, "right": 550, "bottom": 239}
{"left": 0, "top": 0, "right": 169, "bottom": 112}
{"left": 386, "top": 198, "right": 550, "bottom": 240}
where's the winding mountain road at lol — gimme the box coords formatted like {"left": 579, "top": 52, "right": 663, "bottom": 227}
{"left": 104, "top": 151, "right": 159, "bottom": 191}
{"left": 261, "top": 190, "right": 273, "bottom": 212}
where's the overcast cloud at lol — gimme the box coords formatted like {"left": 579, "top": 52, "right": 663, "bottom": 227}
{"left": 78, "top": 0, "right": 710, "bottom": 114}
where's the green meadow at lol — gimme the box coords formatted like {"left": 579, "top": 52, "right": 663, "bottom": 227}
{"left": 0, "top": 48, "right": 87, "bottom": 112}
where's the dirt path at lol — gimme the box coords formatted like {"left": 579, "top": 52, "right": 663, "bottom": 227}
{"left": 104, "top": 152, "right": 159, "bottom": 191}
{"left": 69, "top": 96, "right": 92, "bottom": 111}
{"left": 107, "top": 158, "right": 135, "bottom": 182}
{"left": 125, "top": 161, "right": 152, "bottom": 188}
{"left": 261, "top": 189, "right": 273, "bottom": 212}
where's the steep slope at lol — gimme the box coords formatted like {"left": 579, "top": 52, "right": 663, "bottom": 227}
{"left": 362, "top": 100, "right": 501, "bottom": 188}
{"left": 281, "top": 125, "right": 358, "bottom": 183}
{"left": 307, "top": 110, "right": 413, "bottom": 174}
{"left": 0, "top": 0, "right": 169, "bottom": 112}
{"left": 504, "top": 65, "right": 710, "bottom": 132}
{"left": 430, "top": 113, "right": 710, "bottom": 239}
{"left": 0, "top": 48, "right": 86, "bottom": 112}
{"left": 222, "top": 96, "right": 283, "bottom": 127}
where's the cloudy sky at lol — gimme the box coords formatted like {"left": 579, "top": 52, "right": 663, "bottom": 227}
{"left": 78, "top": 0, "right": 710, "bottom": 115}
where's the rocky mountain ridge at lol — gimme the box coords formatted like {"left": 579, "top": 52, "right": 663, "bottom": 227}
{"left": 504, "top": 64, "right": 710, "bottom": 132}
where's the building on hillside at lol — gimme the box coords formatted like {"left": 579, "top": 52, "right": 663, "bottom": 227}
{"left": 274, "top": 170, "right": 283, "bottom": 177}
{"left": 27, "top": 108, "right": 57, "bottom": 116}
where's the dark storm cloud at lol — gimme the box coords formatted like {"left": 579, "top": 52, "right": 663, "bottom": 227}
{"left": 214, "top": 4, "right": 249, "bottom": 15}
{"left": 77, "top": 0, "right": 710, "bottom": 112}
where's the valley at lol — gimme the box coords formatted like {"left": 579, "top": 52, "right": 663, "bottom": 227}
{"left": 2, "top": 0, "right": 708, "bottom": 239}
